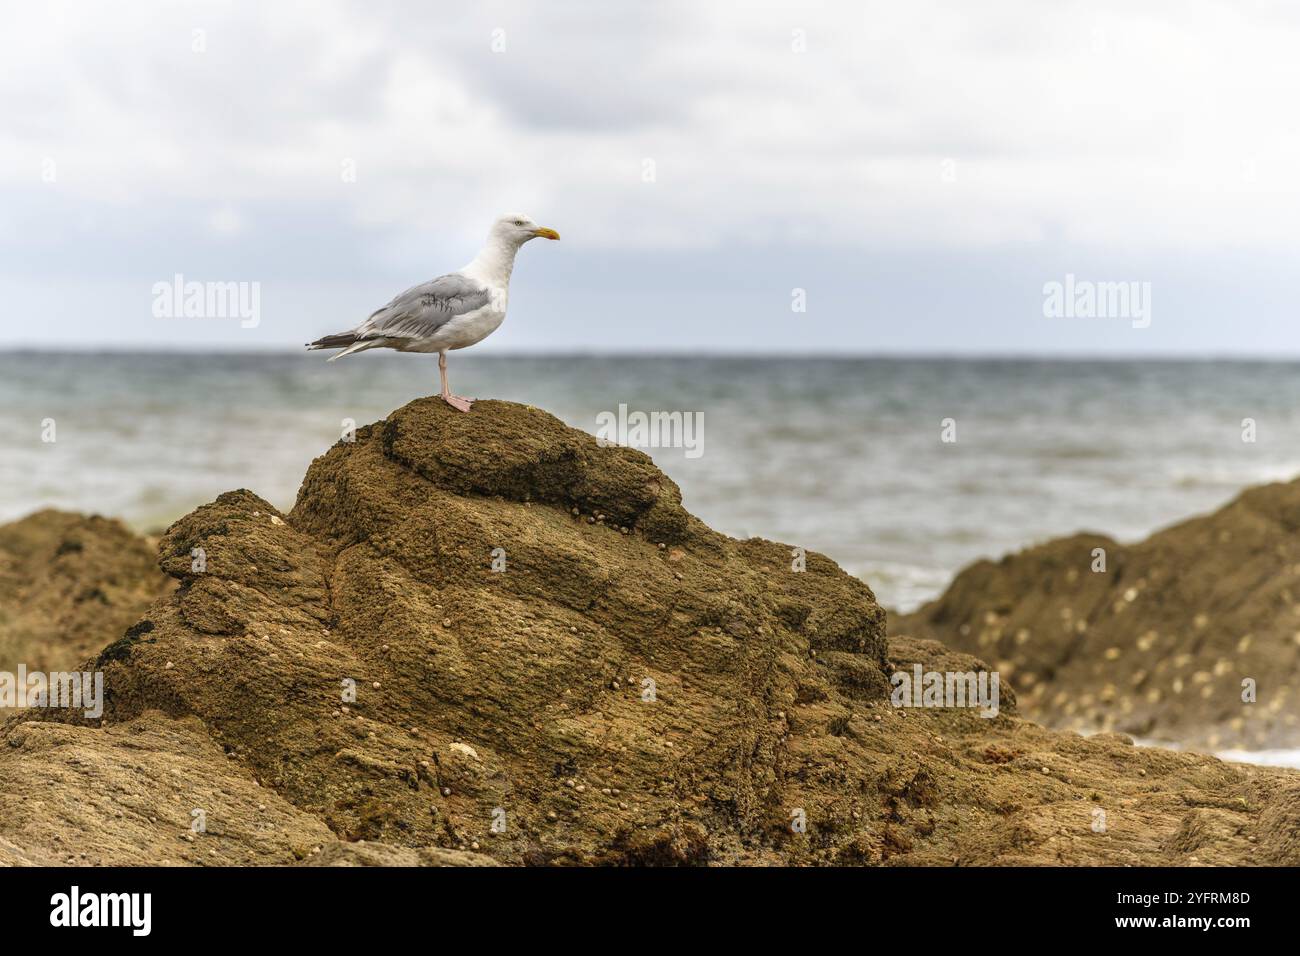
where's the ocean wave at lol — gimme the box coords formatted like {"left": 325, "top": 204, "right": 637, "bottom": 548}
{"left": 1136, "top": 736, "right": 1300, "bottom": 769}
{"left": 1214, "top": 748, "right": 1300, "bottom": 769}
{"left": 847, "top": 561, "right": 950, "bottom": 613}
{"left": 1169, "top": 461, "right": 1300, "bottom": 489}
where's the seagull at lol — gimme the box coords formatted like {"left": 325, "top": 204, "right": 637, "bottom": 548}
{"left": 308, "top": 214, "right": 560, "bottom": 411}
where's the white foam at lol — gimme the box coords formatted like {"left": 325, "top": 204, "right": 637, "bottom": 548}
{"left": 1214, "top": 748, "right": 1300, "bottom": 769}
{"left": 1132, "top": 736, "right": 1300, "bottom": 769}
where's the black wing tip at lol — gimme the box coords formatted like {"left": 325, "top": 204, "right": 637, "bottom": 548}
{"left": 307, "top": 333, "right": 358, "bottom": 350}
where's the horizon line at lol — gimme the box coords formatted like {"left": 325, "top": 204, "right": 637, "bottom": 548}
{"left": 5, "top": 346, "right": 1300, "bottom": 363}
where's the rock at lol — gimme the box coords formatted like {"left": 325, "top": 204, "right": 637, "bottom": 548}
{"left": 895, "top": 479, "right": 1300, "bottom": 749}
{"left": 448, "top": 742, "right": 480, "bottom": 761}
{"left": 0, "top": 510, "right": 172, "bottom": 673}
{"left": 1, "top": 397, "right": 1296, "bottom": 866}
{"left": 0, "top": 712, "right": 333, "bottom": 865}
{"left": 302, "top": 841, "right": 494, "bottom": 867}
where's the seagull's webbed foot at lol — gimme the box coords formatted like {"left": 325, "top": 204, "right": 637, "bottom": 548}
{"left": 442, "top": 393, "right": 475, "bottom": 413}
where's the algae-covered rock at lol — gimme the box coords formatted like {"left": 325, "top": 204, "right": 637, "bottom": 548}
{"left": 896, "top": 479, "right": 1300, "bottom": 750}
{"left": 81, "top": 398, "right": 890, "bottom": 861}
{"left": 0, "top": 711, "right": 335, "bottom": 866}
{"left": 0, "top": 510, "right": 172, "bottom": 674}
{"left": 2, "top": 397, "right": 1296, "bottom": 866}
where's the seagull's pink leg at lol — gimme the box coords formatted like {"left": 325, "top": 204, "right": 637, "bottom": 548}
{"left": 438, "top": 351, "right": 474, "bottom": 412}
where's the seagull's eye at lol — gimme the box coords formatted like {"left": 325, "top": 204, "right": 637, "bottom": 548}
{"left": 513, "top": 219, "right": 526, "bottom": 226}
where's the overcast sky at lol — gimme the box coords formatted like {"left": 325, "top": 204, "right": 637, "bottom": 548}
{"left": 3, "top": 0, "right": 1299, "bottom": 354}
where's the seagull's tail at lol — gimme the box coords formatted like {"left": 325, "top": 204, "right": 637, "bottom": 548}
{"left": 308, "top": 331, "right": 382, "bottom": 361}
{"left": 308, "top": 331, "right": 376, "bottom": 361}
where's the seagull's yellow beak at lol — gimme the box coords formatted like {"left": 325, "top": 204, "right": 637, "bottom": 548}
{"left": 532, "top": 227, "right": 560, "bottom": 240}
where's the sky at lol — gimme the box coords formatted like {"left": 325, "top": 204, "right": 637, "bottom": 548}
{"left": 2, "top": 0, "right": 1299, "bottom": 355}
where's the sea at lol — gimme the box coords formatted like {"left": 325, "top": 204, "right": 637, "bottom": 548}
{"left": 5, "top": 352, "right": 1300, "bottom": 618}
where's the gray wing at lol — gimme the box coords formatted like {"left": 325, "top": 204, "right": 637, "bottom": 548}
{"left": 355, "top": 273, "right": 491, "bottom": 341}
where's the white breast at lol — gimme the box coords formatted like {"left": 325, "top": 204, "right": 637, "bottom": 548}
{"left": 436, "top": 304, "right": 506, "bottom": 350}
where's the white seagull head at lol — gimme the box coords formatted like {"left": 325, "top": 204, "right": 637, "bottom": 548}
{"left": 489, "top": 213, "right": 560, "bottom": 247}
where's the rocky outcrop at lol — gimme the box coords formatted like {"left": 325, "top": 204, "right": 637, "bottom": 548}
{"left": 2, "top": 399, "right": 1297, "bottom": 866}
{"left": 0, "top": 713, "right": 333, "bottom": 866}
{"left": 896, "top": 479, "right": 1300, "bottom": 751}
{"left": 0, "top": 510, "right": 172, "bottom": 673}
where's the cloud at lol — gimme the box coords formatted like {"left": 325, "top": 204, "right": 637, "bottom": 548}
{"left": 1, "top": 0, "right": 1298, "bottom": 350}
